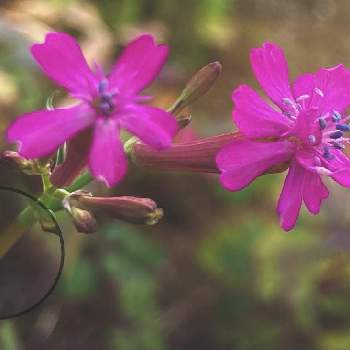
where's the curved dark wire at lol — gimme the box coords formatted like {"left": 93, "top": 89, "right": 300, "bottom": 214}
{"left": 0, "top": 186, "right": 65, "bottom": 320}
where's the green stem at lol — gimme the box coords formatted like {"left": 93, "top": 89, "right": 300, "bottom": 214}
{"left": 66, "top": 172, "right": 93, "bottom": 192}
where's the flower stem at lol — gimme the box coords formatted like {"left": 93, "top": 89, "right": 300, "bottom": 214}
{"left": 66, "top": 171, "right": 93, "bottom": 192}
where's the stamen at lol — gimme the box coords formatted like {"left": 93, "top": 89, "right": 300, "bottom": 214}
{"left": 282, "top": 111, "right": 296, "bottom": 119}
{"left": 336, "top": 124, "right": 350, "bottom": 132}
{"left": 329, "top": 130, "right": 343, "bottom": 139}
{"left": 296, "top": 94, "right": 310, "bottom": 102}
{"left": 98, "top": 79, "right": 108, "bottom": 94}
{"left": 99, "top": 101, "right": 112, "bottom": 114}
{"left": 282, "top": 98, "right": 295, "bottom": 106}
{"left": 323, "top": 145, "right": 334, "bottom": 160}
{"left": 308, "top": 134, "right": 316, "bottom": 144}
{"left": 332, "top": 110, "right": 342, "bottom": 122}
{"left": 314, "top": 87, "right": 324, "bottom": 97}
{"left": 318, "top": 118, "right": 327, "bottom": 130}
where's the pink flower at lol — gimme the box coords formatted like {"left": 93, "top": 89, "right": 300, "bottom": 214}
{"left": 7, "top": 32, "right": 177, "bottom": 186}
{"left": 217, "top": 42, "right": 350, "bottom": 231}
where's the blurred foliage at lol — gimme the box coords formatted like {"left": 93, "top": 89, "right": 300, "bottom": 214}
{"left": 2, "top": 0, "right": 350, "bottom": 349}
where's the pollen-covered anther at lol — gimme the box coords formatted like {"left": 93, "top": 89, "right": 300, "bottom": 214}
{"left": 329, "top": 130, "right": 343, "bottom": 139}
{"left": 335, "top": 124, "right": 350, "bottom": 132}
{"left": 318, "top": 117, "right": 327, "bottom": 130}
{"left": 323, "top": 145, "right": 334, "bottom": 160}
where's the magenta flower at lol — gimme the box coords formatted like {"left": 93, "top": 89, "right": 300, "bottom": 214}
{"left": 217, "top": 42, "right": 350, "bottom": 231}
{"left": 7, "top": 32, "right": 177, "bottom": 186}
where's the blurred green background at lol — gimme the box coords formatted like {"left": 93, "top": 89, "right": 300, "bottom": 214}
{"left": 1, "top": 0, "right": 350, "bottom": 349}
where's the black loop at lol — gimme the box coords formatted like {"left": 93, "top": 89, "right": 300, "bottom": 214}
{"left": 0, "top": 186, "right": 65, "bottom": 319}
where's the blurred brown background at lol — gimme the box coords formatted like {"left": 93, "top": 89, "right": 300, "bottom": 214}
{"left": 1, "top": 0, "right": 350, "bottom": 349}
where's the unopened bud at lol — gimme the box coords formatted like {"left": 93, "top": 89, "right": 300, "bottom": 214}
{"left": 1, "top": 151, "right": 38, "bottom": 174}
{"left": 132, "top": 131, "right": 292, "bottom": 176}
{"left": 71, "top": 207, "right": 97, "bottom": 234}
{"left": 132, "top": 132, "right": 239, "bottom": 173}
{"left": 76, "top": 195, "right": 163, "bottom": 225}
{"left": 35, "top": 208, "right": 58, "bottom": 234}
{"left": 169, "top": 61, "right": 222, "bottom": 116}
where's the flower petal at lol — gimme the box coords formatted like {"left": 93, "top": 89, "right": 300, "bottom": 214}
{"left": 312, "top": 64, "right": 350, "bottom": 114}
{"left": 277, "top": 159, "right": 305, "bottom": 231}
{"left": 292, "top": 73, "right": 315, "bottom": 108}
{"left": 303, "top": 171, "right": 329, "bottom": 214}
{"left": 296, "top": 150, "right": 332, "bottom": 176}
{"left": 108, "top": 34, "right": 168, "bottom": 95}
{"left": 329, "top": 150, "right": 350, "bottom": 187}
{"left": 7, "top": 104, "right": 94, "bottom": 158}
{"left": 216, "top": 139, "right": 295, "bottom": 191}
{"left": 293, "top": 65, "right": 350, "bottom": 114}
{"left": 89, "top": 118, "right": 127, "bottom": 187}
{"left": 232, "top": 84, "right": 292, "bottom": 138}
{"left": 31, "top": 32, "right": 98, "bottom": 97}
{"left": 118, "top": 105, "right": 177, "bottom": 150}
{"left": 250, "top": 42, "right": 294, "bottom": 110}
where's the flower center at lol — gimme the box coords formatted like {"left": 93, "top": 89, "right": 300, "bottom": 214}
{"left": 282, "top": 89, "right": 350, "bottom": 162}
{"left": 92, "top": 79, "right": 117, "bottom": 116}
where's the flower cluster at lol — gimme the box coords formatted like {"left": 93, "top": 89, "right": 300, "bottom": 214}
{"left": 5, "top": 32, "right": 350, "bottom": 232}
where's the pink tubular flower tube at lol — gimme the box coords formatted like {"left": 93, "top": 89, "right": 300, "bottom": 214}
{"left": 217, "top": 42, "right": 350, "bottom": 231}
{"left": 6, "top": 32, "right": 177, "bottom": 187}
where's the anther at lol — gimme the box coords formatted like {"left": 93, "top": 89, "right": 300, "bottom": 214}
{"left": 329, "top": 130, "right": 343, "bottom": 139}
{"left": 336, "top": 124, "right": 350, "bottom": 132}
{"left": 100, "top": 101, "right": 112, "bottom": 115}
{"left": 318, "top": 118, "right": 327, "bottom": 130}
{"left": 323, "top": 146, "right": 334, "bottom": 160}
{"left": 332, "top": 110, "right": 342, "bottom": 122}
{"left": 98, "top": 79, "right": 108, "bottom": 94}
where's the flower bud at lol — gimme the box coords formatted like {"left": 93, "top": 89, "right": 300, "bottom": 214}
{"left": 131, "top": 131, "right": 292, "bottom": 176}
{"left": 132, "top": 132, "right": 239, "bottom": 173}
{"left": 76, "top": 195, "right": 163, "bottom": 225}
{"left": 70, "top": 207, "right": 97, "bottom": 234}
{"left": 1, "top": 150, "right": 39, "bottom": 175}
{"left": 169, "top": 61, "right": 222, "bottom": 116}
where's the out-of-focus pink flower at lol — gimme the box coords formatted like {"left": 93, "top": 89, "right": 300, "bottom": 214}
{"left": 217, "top": 42, "right": 350, "bottom": 231}
{"left": 7, "top": 32, "right": 177, "bottom": 187}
